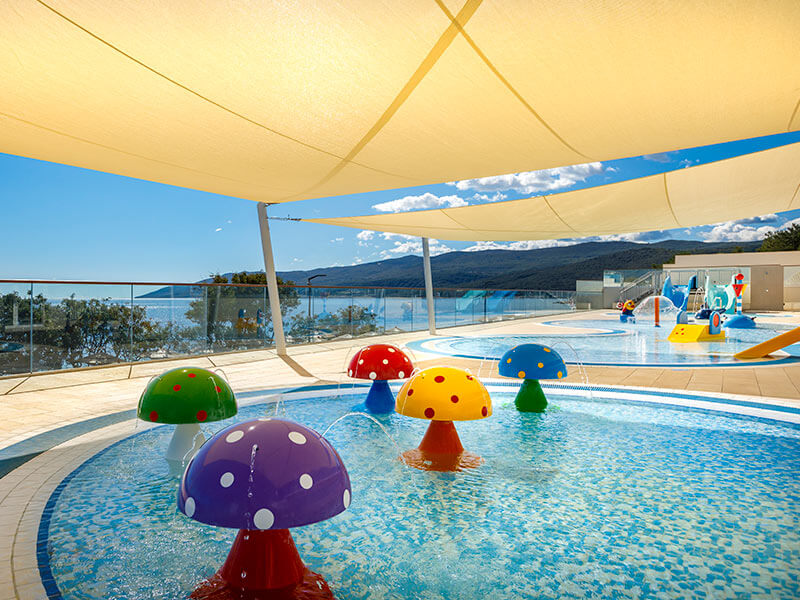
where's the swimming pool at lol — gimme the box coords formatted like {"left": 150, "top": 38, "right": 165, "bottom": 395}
{"left": 407, "top": 318, "right": 800, "bottom": 366}
{"left": 39, "top": 386, "right": 800, "bottom": 599}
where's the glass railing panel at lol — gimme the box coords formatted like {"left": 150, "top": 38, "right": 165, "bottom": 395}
{"left": 384, "top": 293, "right": 416, "bottom": 333}
{"left": 132, "top": 284, "right": 209, "bottom": 359}
{"left": 200, "top": 284, "right": 269, "bottom": 353}
{"left": 30, "top": 283, "right": 132, "bottom": 372}
{"left": 0, "top": 282, "right": 33, "bottom": 376}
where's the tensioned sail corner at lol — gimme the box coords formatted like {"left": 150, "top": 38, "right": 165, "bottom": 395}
{"left": 1, "top": 0, "right": 799, "bottom": 205}
{"left": 304, "top": 142, "right": 800, "bottom": 241}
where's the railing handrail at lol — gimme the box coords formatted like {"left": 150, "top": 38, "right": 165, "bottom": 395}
{"left": 0, "top": 278, "right": 575, "bottom": 294}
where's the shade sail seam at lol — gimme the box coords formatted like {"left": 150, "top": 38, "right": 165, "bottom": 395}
{"left": 30, "top": 0, "right": 411, "bottom": 182}
{"left": 0, "top": 110, "right": 286, "bottom": 193}
{"left": 663, "top": 173, "right": 681, "bottom": 227}
{"left": 542, "top": 196, "right": 580, "bottom": 233}
{"left": 278, "top": 0, "right": 484, "bottom": 202}
{"left": 789, "top": 97, "right": 800, "bottom": 132}
{"left": 438, "top": 209, "right": 476, "bottom": 230}
{"left": 789, "top": 181, "right": 800, "bottom": 210}
{"left": 432, "top": 0, "right": 590, "bottom": 160}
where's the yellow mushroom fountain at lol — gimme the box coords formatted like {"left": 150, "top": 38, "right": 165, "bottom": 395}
{"left": 395, "top": 366, "right": 491, "bottom": 472}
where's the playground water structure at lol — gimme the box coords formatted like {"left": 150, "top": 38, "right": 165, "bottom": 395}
{"left": 37, "top": 385, "right": 800, "bottom": 600}
{"left": 407, "top": 317, "right": 800, "bottom": 367}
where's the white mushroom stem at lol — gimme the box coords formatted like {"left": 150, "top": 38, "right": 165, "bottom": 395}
{"left": 166, "top": 423, "right": 205, "bottom": 463}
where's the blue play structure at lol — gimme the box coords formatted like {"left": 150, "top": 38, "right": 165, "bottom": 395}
{"left": 703, "top": 275, "right": 737, "bottom": 315}
{"left": 486, "top": 290, "right": 516, "bottom": 313}
{"left": 661, "top": 275, "right": 697, "bottom": 311}
{"left": 456, "top": 290, "right": 488, "bottom": 313}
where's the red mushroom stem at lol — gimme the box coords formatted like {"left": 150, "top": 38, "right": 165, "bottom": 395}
{"left": 400, "top": 420, "right": 483, "bottom": 472}
{"left": 190, "top": 529, "right": 334, "bottom": 600}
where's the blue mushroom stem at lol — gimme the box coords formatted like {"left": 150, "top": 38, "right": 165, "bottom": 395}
{"left": 364, "top": 379, "right": 395, "bottom": 414}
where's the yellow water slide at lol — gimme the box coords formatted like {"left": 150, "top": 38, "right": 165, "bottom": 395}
{"left": 734, "top": 327, "right": 800, "bottom": 359}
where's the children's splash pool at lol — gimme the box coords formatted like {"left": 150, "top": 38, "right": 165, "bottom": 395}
{"left": 39, "top": 386, "right": 800, "bottom": 599}
{"left": 408, "top": 318, "right": 800, "bottom": 366}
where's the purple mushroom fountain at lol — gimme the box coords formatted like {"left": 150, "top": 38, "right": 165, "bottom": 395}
{"left": 178, "top": 417, "right": 351, "bottom": 600}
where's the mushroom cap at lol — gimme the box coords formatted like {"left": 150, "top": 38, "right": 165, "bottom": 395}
{"left": 347, "top": 343, "right": 413, "bottom": 381}
{"left": 395, "top": 366, "right": 491, "bottom": 421}
{"left": 137, "top": 367, "right": 237, "bottom": 424}
{"left": 178, "top": 418, "right": 351, "bottom": 530}
{"left": 498, "top": 344, "right": 567, "bottom": 381}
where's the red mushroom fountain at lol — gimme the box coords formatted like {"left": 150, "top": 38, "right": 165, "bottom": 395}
{"left": 347, "top": 343, "right": 413, "bottom": 413}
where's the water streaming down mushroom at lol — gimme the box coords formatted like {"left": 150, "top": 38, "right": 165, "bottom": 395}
{"left": 137, "top": 367, "right": 237, "bottom": 463}
{"left": 395, "top": 366, "right": 492, "bottom": 472}
{"left": 347, "top": 343, "right": 413, "bottom": 413}
{"left": 178, "top": 417, "right": 351, "bottom": 600}
{"left": 498, "top": 344, "right": 567, "bottom": 413}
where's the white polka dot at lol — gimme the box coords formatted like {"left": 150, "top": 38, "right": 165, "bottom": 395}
{"left": 348, "top": 369, "right": 353, "bottom": 376}
{"left": 388, "top": 348, "right": 395, "bottom": 353}
{"left": 226, "top": 430, "right": 244, "bottom": 443}
{"left": 253, "top": 508, "right": 274, "bottom": 530}
{"left": 184, "top": 497, "right": 195, "bottom": 517}
{"left": 382, "top": 359, "right": 389, "bottom": 365}
{"left": 398, "top": 371, "right": 405, "bottom": 378}
{"left": 358, "top": 359, "right": 364, "bottom": 365}
{"left": 220, "top": 472, "right": 235, "bottom": 488}
{"left": 299, "top": 474, "right": 313, "bottom": 489}
{"left": 404, "top": 356, "right": 409, "bottom": 362}
{"left": 343, "top": 489, "right": 351, "bottom": 508}
{"left": 369, "top": 371, "right": 377, "bottom": 380}
{"left": 288, "top": 431, "right": 306, "bottom": 445}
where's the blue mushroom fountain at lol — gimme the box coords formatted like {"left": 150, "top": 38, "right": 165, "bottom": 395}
{"left": 499, "top": 344, "right": 567, "bottom": 412}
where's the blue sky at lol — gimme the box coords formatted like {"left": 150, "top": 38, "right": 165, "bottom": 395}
{"left": 2, "top": 131, "right": 800, "bottom": 282}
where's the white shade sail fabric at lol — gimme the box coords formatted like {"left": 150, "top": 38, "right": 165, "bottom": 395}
{"left": 1, "top": 0, "right": 799, "bottom": 204}
{"left": 306, "top": 141, "right": 800, "bottom": 241}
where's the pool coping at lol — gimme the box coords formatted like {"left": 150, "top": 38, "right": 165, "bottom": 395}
{"left": 4, "top": 381, "right": 800, "bottom": 600}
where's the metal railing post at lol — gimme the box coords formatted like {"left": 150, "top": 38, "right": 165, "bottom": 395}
{"left": 29, "top": 283, "right": 34, "bottom": 373}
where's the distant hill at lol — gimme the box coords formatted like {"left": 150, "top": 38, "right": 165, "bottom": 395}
{"left": 138, "top": 239, "right": 759, "bottom": 297}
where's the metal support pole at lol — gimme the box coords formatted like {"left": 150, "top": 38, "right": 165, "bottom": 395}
{"left": 257, "top": 203, "right": 287, "bottom": 356}
{"left": 422, "top": 238, "right": 436, "bottom": 335}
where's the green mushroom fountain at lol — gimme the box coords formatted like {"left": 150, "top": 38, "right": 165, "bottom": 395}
{"left": 498, "top": 344, "right": 567, "bottom": 412}
{"left": 137, "top": 366, "right": 237, "bottom": 463}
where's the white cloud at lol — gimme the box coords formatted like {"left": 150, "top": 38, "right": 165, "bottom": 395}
{"left": 470, "top": 192, "right": 508, "bottom": 203}
{"left": 449, "top": 162, "right": 603, "bottom": 195}
{"left": 379, "top": 237, "right": 452, "bottom": 258}
{"left": 700, "top": 214, "right": 793, "bottom": 242}
{"left": 330, "top": 237, "right": 344, "bottom": 243}
{"left": 356, "top": 230, "right": 376, "bottom": 247}
{"left": 372, "top": 192, "right": 468, "bottom": 213}
{"left": 214, "top": 227, "right": 222, "bottom": 232}
{"left": 703, "top": 222, "right": 774, "bottom": 242}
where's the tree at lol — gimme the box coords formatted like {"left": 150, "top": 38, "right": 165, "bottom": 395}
{"left": 759, "top": 224, "right": 800, "bottom": 252}
{"left": 0, "top": 291, "right": 172, "bottom": 373}
{"left": 185, "top": 272, "right": 299, "bottom": 347}
{"left": 289, "top": 305, "right": 378, "bottom": 340}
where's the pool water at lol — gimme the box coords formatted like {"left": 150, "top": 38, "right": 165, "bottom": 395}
{"left": 407, "top": 318, "right": 800, "bottom": 366}
{"left": 43, "top": 389, "right": 800, "bottom": 599}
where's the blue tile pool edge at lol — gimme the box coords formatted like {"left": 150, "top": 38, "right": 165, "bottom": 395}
{"left": 28, "top": 381, "right": 800, "bottom": 600}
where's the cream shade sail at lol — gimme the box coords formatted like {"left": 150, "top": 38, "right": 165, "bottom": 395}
{"left": 306, "top": 141, "right": 800, "bottom": 241}
{"left": 1, "top": 0, "right": 799, "bottom": 204}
